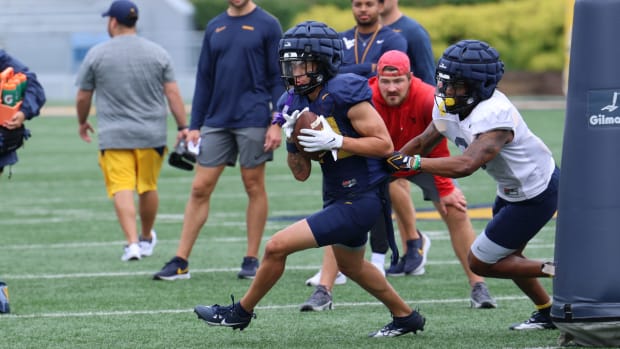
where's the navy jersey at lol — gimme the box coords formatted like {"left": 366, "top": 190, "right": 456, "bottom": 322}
{"left": 278, "top": 74, "right": 390, "bottom": 201}
{"left": 339, "top": 26, "right": 407, "bottom": 78}
{"left": 190, "top": 7, "right": 283, "bottom": 129}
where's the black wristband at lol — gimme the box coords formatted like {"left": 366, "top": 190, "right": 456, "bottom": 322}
{"left": 177, "top": 126, "right": 188, "bottom": 131}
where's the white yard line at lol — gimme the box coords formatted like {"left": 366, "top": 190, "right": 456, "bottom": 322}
{"left": 0, "top": 238, "right": 554, "bottom": 250}
{"left": 2, "top": 258, "right": 561, "bottom": 280}
{"left": 2, "top": 263, "right": 456, "bottom": 280}
{"left": 0, "top": 295, "right": 529, "bottom": 319}
{"left": 0, "top": 227, "right": 555, "bottom": 250}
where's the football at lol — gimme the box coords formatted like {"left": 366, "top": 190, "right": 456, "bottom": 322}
{"left": 291, "top": 110, "right": 325, "bottom": 161}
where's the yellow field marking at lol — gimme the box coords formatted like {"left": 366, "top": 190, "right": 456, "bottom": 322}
{"left": 414, "top": 206, "right": 558, "bottom": 221}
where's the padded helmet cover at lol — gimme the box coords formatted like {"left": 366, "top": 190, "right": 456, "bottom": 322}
{"left": 436, "top": 39, "right": 504, "bottom": 100}
{"left": 278, "top": 21, "right": 343, "bottom": 94}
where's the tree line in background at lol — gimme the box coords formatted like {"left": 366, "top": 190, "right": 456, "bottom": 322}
{"left": 191, "top": 0, "right": 503, "bottom": 29}
{"left": 190, "top": 0, "right": 565, "bottom": 72}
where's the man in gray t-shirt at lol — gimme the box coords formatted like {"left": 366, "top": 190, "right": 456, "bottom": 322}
{"left": 75, "top": 0, "right": 188, "bottom": 262}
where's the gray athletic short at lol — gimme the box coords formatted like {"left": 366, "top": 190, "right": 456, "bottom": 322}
{"left": 197, "top": 127, "right": 273, "bottom": 168}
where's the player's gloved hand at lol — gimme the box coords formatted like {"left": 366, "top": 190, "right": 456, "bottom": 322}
{"left": 298, "top": 115, "right": 343, "bottom": 161}
{"left": 282, "top": 107, "right": 308, "bottom": 139}
{"left": 385, "top": 151, "right": 420, "bottom": 173}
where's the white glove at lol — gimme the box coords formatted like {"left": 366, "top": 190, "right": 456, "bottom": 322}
{"left": 298, "top": 115, "right": 343, "bottom": 161}
{"left": 282, "top": 107, "right": 308, "bottom": 139}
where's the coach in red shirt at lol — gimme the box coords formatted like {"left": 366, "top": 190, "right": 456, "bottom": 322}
{"left": 368, "top": 50, "right": 497, "bottom": 309}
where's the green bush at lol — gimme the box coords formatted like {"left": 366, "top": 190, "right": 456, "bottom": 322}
{"left": 412, "top": 0, "right": 565, "bottom": 71}
{"left": 294, "top": 0, "right": 564, "bottom": 71}
{"left": 401, "top": 0, "right": 502, "bottom": 6}
{"left": 190, "top": 0, "right": 313, "bottom": 29}
{"left": 191, "top": 0, "right": 506, "bottom": 30}
{"left": 190, "top": 0, "right": 565, "bottom": 71}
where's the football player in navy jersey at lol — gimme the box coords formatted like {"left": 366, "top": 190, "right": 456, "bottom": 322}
{"left": 388, "top": 40, "right": 560, "bottom": 331}
{"left": 194, "top": 21, "right": 425, "bottom": 338}
{"left": 303, "top": 0, "right": 409, "bottom": 292}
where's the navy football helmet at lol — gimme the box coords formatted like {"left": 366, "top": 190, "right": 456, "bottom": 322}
{"left": 278, "top": 21, "right": 342, "bottom": 95}
{"left": 435, "top": 39, "right": 504, "bottom": 115}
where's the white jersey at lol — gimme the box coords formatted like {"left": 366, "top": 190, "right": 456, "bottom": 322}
{"left": 432, "top": 90, "right": 556, "bottom": 202}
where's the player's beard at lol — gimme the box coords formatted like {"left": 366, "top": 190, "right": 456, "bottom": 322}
{"left": 385, "top": 94, "right": 404, "bottom": 107}
{"left": 355, "top": 14, "right": 379, "bottom": 30}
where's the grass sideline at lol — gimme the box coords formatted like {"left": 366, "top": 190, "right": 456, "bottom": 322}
{"left": 0, "top": 109, "right": 584, "bottom": 349}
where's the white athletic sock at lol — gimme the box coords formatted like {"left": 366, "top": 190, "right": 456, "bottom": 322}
{"left": 371, "top": 253, "right": 386, "bottom": 266}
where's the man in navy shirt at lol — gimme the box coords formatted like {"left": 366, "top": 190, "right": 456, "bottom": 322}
{"left": 153, "top": 0, "right": 284, "bottom": 281}
{"left": 339, "top": 0, "right": 407, "bottom": 78}
{"left": 194, "top": 21, "right": 425, "bottom": 338}
{"left": 380, "top": 0, "right": 435, "bottom": 85}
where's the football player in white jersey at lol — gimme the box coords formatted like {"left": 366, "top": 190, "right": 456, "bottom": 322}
{"left": 386, "top": 39, "right": 560, "bottom": 331}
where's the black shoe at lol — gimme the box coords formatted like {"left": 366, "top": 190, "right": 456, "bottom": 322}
{"left": 369, "top": 310, "right": 426, "bottom": 337}
{"left": 153, "top": 256, "right": 190, "bottom": 280}
{"left": 404, "top": 233, "right": 431, "bottom": 275}
{"left": 402, "top": 238, "right": 423, "bottom": 275}
{"left": 385, "top": 257, "right": 406, "bottom": 276}
{"left": 509, "top": 310, "right": 556, "bottom": 330}
{"left": 195, "top": 295, "right": 256, "bottom": 331}
{"left": 237, "top": 256, "right": 259, "bottom": 279}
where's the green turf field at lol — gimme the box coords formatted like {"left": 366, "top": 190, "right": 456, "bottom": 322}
{"left": 0, "top": 109, "right": 580, "bottom": 348}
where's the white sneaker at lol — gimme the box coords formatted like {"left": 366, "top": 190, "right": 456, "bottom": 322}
{"left": 121, "top": 243, "right": 141, "bottom": 261}
{"left": 371, "top": 261, "right": 386, "bottom": 277}
{"left": 305, "top": 270, "right": 347, "bottom": 287}
{"left": 139, "top": 230, "right": 157, "bottom": 257}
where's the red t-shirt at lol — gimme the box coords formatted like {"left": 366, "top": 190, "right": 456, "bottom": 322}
{"left": 369, "top": 75, "right": 454, "bottom": 197}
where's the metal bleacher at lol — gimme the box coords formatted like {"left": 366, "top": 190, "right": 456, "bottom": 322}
{"left": 0, "top": 0, "right": 200, "bottom": 101}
